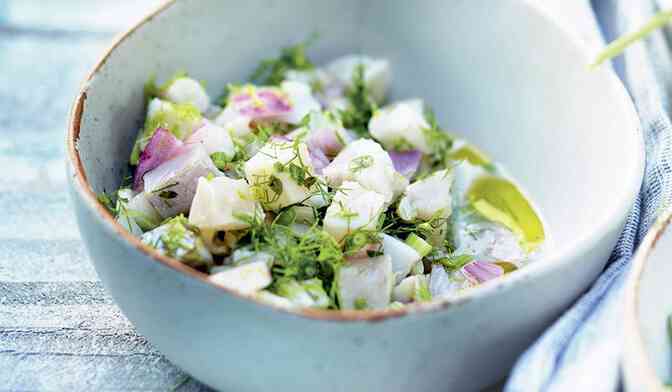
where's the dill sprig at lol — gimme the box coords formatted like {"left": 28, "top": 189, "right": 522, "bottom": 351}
{"left": 340, "top": 64, "right": 378, "bottom": 138}
{"left": 250, "top": 36, "right": 317, "bottom": 86}
{"left": 235, "top": 212, "right": 344, "bottom": 307}
{"left": 421, "top": 106, "right": 454, "bottom": 170}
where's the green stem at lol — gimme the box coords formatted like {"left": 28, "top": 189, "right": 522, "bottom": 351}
{"left": 591, "top": 10, "right": 672, "bottom": 68}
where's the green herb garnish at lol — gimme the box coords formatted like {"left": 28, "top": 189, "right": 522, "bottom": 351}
{"left": 349, "top": 154, "right": 374, "bottom": 174}
{"left": 340, "top": 64, "right": 378, "bottom": 138}
{"left": 435, "top": 254, "right": 474, "bottom": 271}
{"left": 421, "top": 106, "right": 454, "bottom": 170}
{"left": 415, "top": 278, "right": 432, "bottom": 302}
{"left": 354, "top": 297, "right": 368, "bottom": 310}
{"left": 250, "top": 36, "right": 317, "bottom": 85}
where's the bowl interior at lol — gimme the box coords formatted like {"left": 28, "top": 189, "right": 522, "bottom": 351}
{"left": 75, "top": 0, "right": 642, "bottom": 278}
{"left": 637, "top": 222, "right": 672, "bottom": 383}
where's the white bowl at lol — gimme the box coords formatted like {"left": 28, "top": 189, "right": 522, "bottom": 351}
{"left": 67, "top": 1, "right": 644, "bottom": 390}
{"left": 623, "top": 212, "right": 672, "bottom": 391}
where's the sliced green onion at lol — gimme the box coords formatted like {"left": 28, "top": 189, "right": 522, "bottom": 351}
{"left": 436, "top": 254, "right": 474, "bottom": 271}
{"left": 405, "top": 233, "right": 432, "bottom": 257}
{"left": 591, "top": 10, "right": 672, "bottom": 68}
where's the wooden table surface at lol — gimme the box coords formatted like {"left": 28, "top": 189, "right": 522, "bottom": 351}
{"left": 0, "top": 1, "right": 600, "bottom": 390}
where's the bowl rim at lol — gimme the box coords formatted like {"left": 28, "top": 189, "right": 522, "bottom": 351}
{"left": 623, "top": 209, "right": 672, "bottom": 391}
{"left": 66, "top": 0, "right": 645, "bottom": 323}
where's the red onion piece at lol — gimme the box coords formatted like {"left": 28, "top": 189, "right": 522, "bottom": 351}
{"left": 309, "top": 147, "right": 330, "bottom": 174}
{"left": 308, "top": 127, "right": 344, "bottom": 157}
{"left": 133, "top": 128, "right": 185, "bottom": 190}
{"left": 388, "top": 150, "right": 422, "bottom": 178}
{"left": 231, "top": 88, "right": 291, "bottom": 119}
{"left": 462, "top": 261, "right": 504, "bottom": 284}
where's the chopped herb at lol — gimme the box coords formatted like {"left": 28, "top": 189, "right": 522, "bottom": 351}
{"left": 340, "top": 64, "right": 377, "bottom": 138}
{"left": 415, "top": 277, "right": 432, "bottom": 302}
{"left": 235, "top": 212, "right": 344, "bottom": 307}
{"left": 158, "top": 190, "right": 178, "bottom": 199}
{"left": 250, "top": 36, "right": 317, "bottom": 85}
{"left": 421, "top": 106, "right": 454, "bottom": 170}
{"left": 151, "top": 182, "right": 179, "bottom": 195}
{"left": 349, "top": 154, "right": 374, "bottom": 173}
{"left": 435, "top": 254, "right": 474, "bottom": 271}
{"left": 405, "top": 233, "right": 432, "bottom": 257}
{"left": 97, "top": 192, "right": 115, "bottom": 213}
{"left": 250, "top": 174, "right": 284, "bottom": 205}
{"left": 210, "top": 152, "right": 233, "bottom": 171}
{"left": 341, "top": 229, "right": 381, "bottom": 256}
{"left": 391, "top": 138, "right": 415, "bottom": 151}
{"left": 141, "top": 215, "right": 212, "bottom": 269}
{"left": 354, "top": 297, "right": 368, "bottom": 310}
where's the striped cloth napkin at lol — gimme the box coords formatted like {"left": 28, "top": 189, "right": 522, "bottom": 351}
{"left": 506, "top": 0, "right": 672, "bottom": 390}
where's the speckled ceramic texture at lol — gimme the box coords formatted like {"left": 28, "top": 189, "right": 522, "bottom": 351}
{"left": 623, "top": 211, "right": 672, "bottom": 391}
{"left": 66, "top": 1, "right": 644, "bottom": 391}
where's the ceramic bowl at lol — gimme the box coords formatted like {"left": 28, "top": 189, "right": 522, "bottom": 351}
{"left": 66, "top": 0, "right": 644, "bottom": 390}
{"left": 623, "top": 211, "right": 672, "bottom": 391}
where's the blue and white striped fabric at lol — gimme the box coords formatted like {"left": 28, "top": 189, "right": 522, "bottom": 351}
{"left": 506, "top": 0, "right": 672, "bottom": 390}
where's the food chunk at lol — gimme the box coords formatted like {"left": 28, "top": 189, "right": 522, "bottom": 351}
{"left": 337, "top": 255, "right": 393, "bottom": 309}
{"left": 186, "top": 120, "right": 235, "bottom": 159}
{"left": 161, "top": 76, "right": 211, "bottom": 113}
{"left": 143, "top": 146, "right": 218, "bottom": 218}
{"left": 381, "top": 234, "right": 422, "bottom": 284}
{"left": 209, "top": 261, "right": 272, "bottom": 294}
{"left": 398, "top": 168, "right": 454, "bottom": 222}
{"left": 141, "top": 215, "right": 213, "bottom": 269}
{"left": 244, "top": 140, "right": 323, "bottom": 210}
{"left": 323, "top": 139, "right": 407, "bottom": 203}
{"left": 369, "top": 99, "right": 431, "bottom": 153}
{"left": 323, "top": 181, "right": 386, "bottom": 242}
{"left": 189, "top": 176, "right": 262, "bottom": 231}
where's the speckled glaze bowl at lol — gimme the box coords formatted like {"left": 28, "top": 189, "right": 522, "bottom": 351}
{"left": 623, "top": 211, "right": 672, "bottom": 391}
{"left": 66, "top": 1, "right": 644, "bottom": 390}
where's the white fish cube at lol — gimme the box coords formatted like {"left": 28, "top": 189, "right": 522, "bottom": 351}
{"left": 369, "top": 99, "right": 431, "bottom": 153}
{"left": 189, "top": 176, "right": 262, "bottom": 231}
{"left": 323, "top": 181, "right": 386, "bottom": 241}
{"left": 126, "top": 191, "right": 162, "bottom": 230}
{"left": 162, "top": 77, "right": 211, "bottom": 113}
{"left": 255, "top": 290, "right": 295, "bottom": 308}
{"left": 244, "top": 140, "right": 321, "bottom": 210}
{"left": 337, "top": 255, "right": 393, "bottom": 309}
{"left": 143, "top": 146, "right": 218, "bottom": 218}
{"left": 323, "top": 139, "right": 408, "bottom": 203}
{"left": 392, "top": 275, "right": 429, "bottom": 303}
{"left": 208, "top": 261, "right": 272, "bottom": 294}
{"left": 186, "top": 120, "right": 235, "bottom": 159}
{"left": 279, "top": 81, "right": 321, "bottom": 124}
{"left": 398, "top": 168, "right": 454, "bottom": 222}
{"left": 214, "top": 106, "right": 253, "bottom": 138}
{"left": 381, "top": 234, "right": 422, "bottom": 284}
